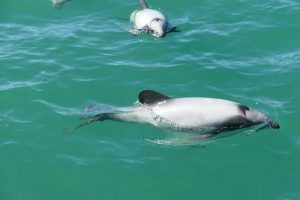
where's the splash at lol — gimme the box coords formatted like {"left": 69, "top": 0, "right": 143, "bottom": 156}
{"left": 129, "top": 28, "right": 154, "bottom": 36}
{"left": 144, "top": 128, "right": 258, "bottom": 147}
{"left": 128, "top": 26, "right": 179, "bottom": 36}
{"left": 142, "top": 130, "right": 217, "bottom": 147}
{"left": 144, "top": 134, "right": 216, "bottom": 147}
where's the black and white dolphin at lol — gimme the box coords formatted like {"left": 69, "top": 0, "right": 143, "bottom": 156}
{"left": 130, "top": 0, "right": 177, "bottom": 37}
{"left": 75, "top": 90, "right": 280, "bottom": 139}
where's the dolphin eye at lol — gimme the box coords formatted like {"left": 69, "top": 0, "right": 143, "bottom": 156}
{"left": 154, "top": 18, "right": 161, "bottom": 22}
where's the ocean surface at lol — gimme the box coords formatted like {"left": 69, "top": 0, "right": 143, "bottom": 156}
{"left": 1, "top": 0, "right": 300, "bottom": 199}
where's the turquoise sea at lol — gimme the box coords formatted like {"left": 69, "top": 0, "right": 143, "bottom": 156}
{"left": 1, "top": 0, "right": 300, "bottom": 199}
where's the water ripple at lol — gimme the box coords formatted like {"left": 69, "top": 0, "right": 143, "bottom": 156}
{"left": 0, "top": 80, "right": 44, "bottom": 91}
{"left": 0, "top": 140, "right": 19, "bottom": 147}
{"left": 57, "top": 154, "right": 91, "bottom": 166}
{"left": 33, "top": 99, "right": 83, "bottom": 116}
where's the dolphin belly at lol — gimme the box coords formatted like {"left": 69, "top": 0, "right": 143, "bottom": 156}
{"left": 150, "top": 98, "right": 243, "bottom": 129}
{"left": 132, "top": 9, "right": 166, "bottom": 29}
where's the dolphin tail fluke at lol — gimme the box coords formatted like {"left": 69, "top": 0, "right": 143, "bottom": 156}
{"left": 139, "top": 0, "right": 148, "bottom": 9}
{"left": 73, "top": 113, "right": 110, "bottom": 133}
{"left": 256, "top": 119, "right": 280, "bottom": 132}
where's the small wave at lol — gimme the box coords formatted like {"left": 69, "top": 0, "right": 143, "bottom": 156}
{"left": 256, "top": 0, "right": 300, "bottom": 12}
{"left": 108, "top": 59, "right": 179, "bottom": 68}
{"left": 56, "top": 154, "right": 91, "bottom": 166}
{"left": 143, "top": 130, "right": 213, "bottom": 147}
{"left": 33, "top": 99, "right": 83, "bottom": 116}
{"left": 0, "top": 80, "right": 44, "bottom": 91}
{"left": 144, "top": 135, "right": 220, "bottom": 147}
{"left": 144, "top": 128, "right": 264, "bottom": 147}
{"left": 267, "top": 147, "right": 291, "bottom": 155}
{"left": 263, "top": 50, "right": 300, "bottom": 72}
{"left": 0, "top": 140, "right": 19, "bottom": 147}
{"left": 33, "top": 100, "right": 133, "bottom": 117}
{"left": 202, "top": 49, "right": 300, "bottom": 73}
{"left": 0, "top": 110, "right": 33, "bottom": 127}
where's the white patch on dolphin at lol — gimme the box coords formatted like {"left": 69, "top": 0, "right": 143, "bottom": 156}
{"left": 75, "top": 90, "right": 280, "bottom": 140}
{"left": 50, "top": 0, "right": 71, "bottom": 9}
{"left": 130, "top": 0, "right": 176, "bottom": 37}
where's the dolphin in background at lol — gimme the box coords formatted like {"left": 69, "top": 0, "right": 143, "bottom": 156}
{"left": 50, "top": 0, "right": 71, "bottom": 9}
{"left": 130, "top": 0, "right": 178, "bottom": 37}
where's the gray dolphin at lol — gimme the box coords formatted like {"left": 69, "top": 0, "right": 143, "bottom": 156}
{"left": 75, "top": 90, "right": 280, "bottom": 139}
{"left": 50, "top": 0, "right": 71, "bottom": 9}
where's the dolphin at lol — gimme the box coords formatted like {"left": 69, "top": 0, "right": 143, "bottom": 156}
{"left": 75, "top": 90, "right": 280, "bottom": 139}
{"left": 50, "top": 0, "right": 70, "bottom": 9}
{"left": 130, "top": 0, "right": 177, "bottom": 37}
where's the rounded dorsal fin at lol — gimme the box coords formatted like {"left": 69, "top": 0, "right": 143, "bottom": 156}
{"left": 138, "top": 90, "right": 171, "bottom": 105}
{"left": 139, "top": 0, "right": 148, "bottom": 9}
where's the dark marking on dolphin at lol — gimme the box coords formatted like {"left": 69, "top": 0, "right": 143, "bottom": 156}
{"left": 238, "top": 104, "right": 250, "bottom": 115}
{"left": 139, "top": 89, "right": 171, "bottom": 105}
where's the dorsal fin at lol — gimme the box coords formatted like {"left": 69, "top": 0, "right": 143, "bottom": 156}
{"left": 238, "top": 104, "right": 250, "bottom": 115}
{"left": 138, "top": 90, "right": 171, "bottom": 105}
{"left": 139, "top": 0, "right": 148, "bottom": 9}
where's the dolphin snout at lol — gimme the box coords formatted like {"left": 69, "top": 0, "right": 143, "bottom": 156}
{"left": 256, "top": 119, "right": 280, "bottom": 132}
{"left": 153, "top": 30, "right": 165, "bottom": 38}
{"left": 268, "top": 120, "right": 280, "bottom": 129}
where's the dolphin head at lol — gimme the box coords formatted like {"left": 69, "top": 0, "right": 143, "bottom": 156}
{"left": 150, "top": 18, "right": 166, "bottom": 37}
{"left": 245, "top": 108, "right": 280, "bottom": 131}
{"left": 246, "top": 109, "right": 267, "bottom": 123}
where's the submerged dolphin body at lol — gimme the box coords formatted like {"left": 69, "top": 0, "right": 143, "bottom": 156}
{"left": 75, "top": 90, "right": 280, "bottom": 139}
{"left": 51, "top": 0, "right": 70, "bottom": 9}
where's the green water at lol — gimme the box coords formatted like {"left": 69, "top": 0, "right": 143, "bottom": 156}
{"left": 1, "top": 0, "right": 300, "bottom": 199}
